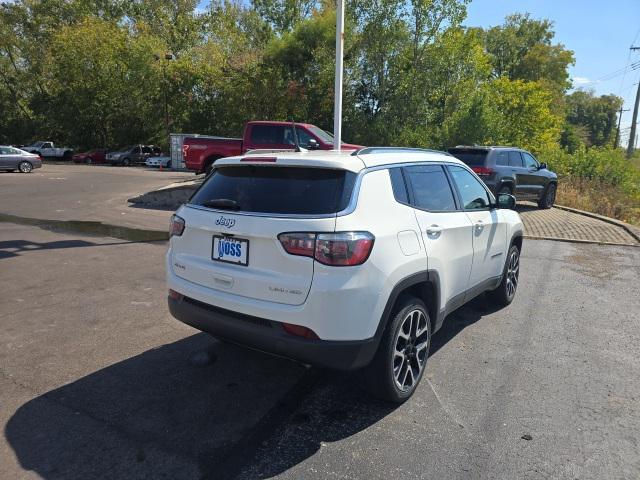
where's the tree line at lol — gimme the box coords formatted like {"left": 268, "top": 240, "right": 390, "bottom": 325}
{"left": 0, "top": 0, "right": 625, "bottom": 154}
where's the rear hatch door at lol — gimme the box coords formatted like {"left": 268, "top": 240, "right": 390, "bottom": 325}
{"left": 171, "top": 165, "right": 356, "bottom": 306}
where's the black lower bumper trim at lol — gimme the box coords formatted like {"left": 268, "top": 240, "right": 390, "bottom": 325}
{"left": 168, "top": 296, "right": 378, "bottom": 371}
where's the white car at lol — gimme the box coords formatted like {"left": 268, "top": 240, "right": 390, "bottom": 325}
{"left": 166, "top": 147, "right": 523, "bottom": 402}
{"left": 145, "top": 156, "right": 172, "bottom": 168}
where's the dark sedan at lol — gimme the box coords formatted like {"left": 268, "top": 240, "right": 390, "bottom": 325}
{"left": 72, "top": 149, "right": 107, "bottom": 164}
{"left": 0, "top": 146, "right": 42, "bottom": 173}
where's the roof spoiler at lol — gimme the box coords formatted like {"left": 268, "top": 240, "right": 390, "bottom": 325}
{"left": 243, "top": 148, "right": 307, "bottom": 155}
{"left": 353, "top": 147, "right": 450, "bottom": 156}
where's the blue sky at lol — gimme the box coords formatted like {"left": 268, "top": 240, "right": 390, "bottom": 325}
{"left": 464, "top": 0, "right": 640, "bottom": 144}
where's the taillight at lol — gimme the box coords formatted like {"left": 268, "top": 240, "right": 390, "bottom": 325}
{"left": 182, "top": 144, "right": 189, "bottom": 159}
{"left": 168, "top": 289, "right": 184, "bottom": 301}
{"left": 278, "top": 232, "right": 375, "bottom": 266}
{"left": 472, "top": 166, "right": 494, "bottom": 177}
{"left": 278, "top": 233, "right": 316, "bottom": 257}
{"left": 169, "top": 214, "right": 185, "bottom": 237}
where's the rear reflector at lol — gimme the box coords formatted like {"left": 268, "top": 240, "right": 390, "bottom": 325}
{"left": 168, "top": 289, "right": 184, "bottom": 300}
{"left": 278, "top": 231, "right": 375, "bottom": 266}
{"left": 282, "top": 323, "right": 319, "bottom": 339}
{"left": 471, "top": 166, "right": 494, "bottom": 176}
{"left": 241, "top": 157, "right": 277, "bottom": 162}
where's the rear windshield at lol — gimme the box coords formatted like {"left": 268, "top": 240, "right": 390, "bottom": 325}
{"left": 190, "top": 166, "right": 356, "bottom": 215}
{"left": 447, "top": 149, "right": 488, "bottom": 166}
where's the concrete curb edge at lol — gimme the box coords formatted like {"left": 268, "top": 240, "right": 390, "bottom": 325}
{"left": 553, "top": 204, "right": 640, "bottom": 243}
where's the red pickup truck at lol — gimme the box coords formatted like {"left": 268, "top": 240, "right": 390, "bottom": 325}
{"left": 183, "top": 121, "right": 363, "bottom": 174}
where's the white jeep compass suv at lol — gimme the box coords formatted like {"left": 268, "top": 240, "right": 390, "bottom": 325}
{"left": 167, "top": 147, "right": 523, "bottom": 402}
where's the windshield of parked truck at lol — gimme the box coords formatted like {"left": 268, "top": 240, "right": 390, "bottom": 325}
{"left": 307, "top": 126, "right": 334, "bottom": 144}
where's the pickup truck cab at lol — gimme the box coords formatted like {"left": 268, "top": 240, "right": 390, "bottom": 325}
{"left": 184, "top": 121, "right": 363, "bottom": 174}
{"left": 22, "top": 141, "right": 73, "bottom": 160}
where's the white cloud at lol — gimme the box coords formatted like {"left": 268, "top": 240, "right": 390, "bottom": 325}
{"left": 572, "top": 76, "right": 597, "bottom": 86}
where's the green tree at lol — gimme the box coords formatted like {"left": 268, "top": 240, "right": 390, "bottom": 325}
{"left": 563, "top": 90, "right": 623, "bottom": 148}
{"left": 483, "top": 13, "right": 574, "bottom": 90}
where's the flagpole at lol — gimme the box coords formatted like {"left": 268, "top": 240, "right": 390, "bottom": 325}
{"left": 333, "top": 0, "right": 345, "bottom": 150}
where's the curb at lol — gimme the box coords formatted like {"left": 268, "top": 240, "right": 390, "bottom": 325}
{"left": 524, "top": 234, "right": 639, "bottom": 248}
{"left": 553, "top": 204, "right": 640, "bottom": 243}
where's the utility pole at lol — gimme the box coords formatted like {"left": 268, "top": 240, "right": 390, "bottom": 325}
{"left": 615, "top": 107, "right": 629, "bottom": 148}
{"left": 627, "top": 46, "right": 640, "bottom": 157}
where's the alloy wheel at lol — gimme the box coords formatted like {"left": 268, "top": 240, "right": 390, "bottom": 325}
{"left": 393, "top": 309, "right": 429, "bottom": 392}
{"left": 18, "top": 161, "right": 32, "bottom": 173}
{"left": 505, "top": 249, "right": 520, "bottom": 298}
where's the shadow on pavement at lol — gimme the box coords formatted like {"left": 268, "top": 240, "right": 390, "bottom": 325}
{"left": 5, "top": 297, "right": 500, "bottom": 479}
{"left": 0, "top": 239, "right": 133, "bottom": 260}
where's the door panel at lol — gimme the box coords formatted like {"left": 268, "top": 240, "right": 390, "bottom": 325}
{"left": 521, "top": 152, "right": 545, "bottom": 198}
{"left": 464, "top": 210, "right": 507, "bottom": 287}
{"left": 402, "top": 164, "right": 474, "bottom": 307}
{"left": 447, "top": 165, "right": 507, "bottom": 292}
{"left": 413, "top": 210, "right": 474, "bottom": 307}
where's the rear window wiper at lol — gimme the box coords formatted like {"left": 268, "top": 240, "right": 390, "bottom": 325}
{"left": 201, "top": 199, "right": 241, "bottom": 210}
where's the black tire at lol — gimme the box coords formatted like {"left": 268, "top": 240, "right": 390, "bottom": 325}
{"left": 122, "top": 157, "right": 131, "bottom": 167}
{"left": 487, "top": 244, "right": 520, "bottom": 307}
{"left": 18, "top": 161, "right": 33, "bottom": 174}
{"left": 167, "top": 160, "right": 172, "bottom": 169}
{"left": 538, "top": 183, "right": 556, "bottom": 209}
{"left": 86, "top": 157, "right": 93, "bottom": 165}
{"left": 63, "top": 151, "right": 72, "bottom": 161}
{"left": 361, "top": 296, "right": 431, "bottom": 403}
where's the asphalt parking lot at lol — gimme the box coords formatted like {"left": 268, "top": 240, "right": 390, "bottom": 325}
{"left": 1, "top": 164, "right": 639, "bottom": 479}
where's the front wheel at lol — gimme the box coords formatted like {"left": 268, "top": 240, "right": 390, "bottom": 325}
{"left": 487, "top": 244, "right": 520, "bottom": 307}
{"left": 362, "top": 296, "right": 431, "bottom": 403}
{"left": 18, "top": 161, "right": 33, "bottom": 173}
{"left": 122, "top": 157, "right": 131, "bottom": 167}
{"left": 538, "top": 183, "right": 556, "bottom": 209}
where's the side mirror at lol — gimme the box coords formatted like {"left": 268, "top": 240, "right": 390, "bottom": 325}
{"left": 307, "top": 138, "right": 320, "bottom": 150}
{"left": 539, "top": 162, "right": 547, "bottom": 170}
{"left": 496, "top": 193, "right": 516, "bottom": 210}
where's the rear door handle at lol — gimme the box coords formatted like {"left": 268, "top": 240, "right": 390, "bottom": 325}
{"left": 426, "top": 225, "right": 443, "bottom": 235}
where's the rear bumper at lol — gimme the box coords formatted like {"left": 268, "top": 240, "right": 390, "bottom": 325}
{"left": 168, "top": 295, "right": 378, "bottom": 370}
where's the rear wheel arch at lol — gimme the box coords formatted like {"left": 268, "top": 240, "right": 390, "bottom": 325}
{"left": 376, "top": 271, "right": 441, "bottom": 342}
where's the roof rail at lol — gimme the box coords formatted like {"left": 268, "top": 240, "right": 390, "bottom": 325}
{"left": 353, "top": 147, "right": 449, "bottom": 156}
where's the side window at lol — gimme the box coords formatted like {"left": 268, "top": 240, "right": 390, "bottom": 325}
{"left": 448, "top": 165, "right": 490, "bottom": 210}
{"left": 142, "top": 146, "right": 152, "bottom": 154}
{"left": 250, "top": 125, "right": 286, "bottom": 145}
{"left": 522, "top": 152, "right": 539, "bottom": 169}
{"left": 43, "top": 143, "right": 52, "bottom": 149}
{"left": 295, "top": 128, "right": 315, "bottom": 148}
{"left": 508, "top": 151, "right": 523, "bottom": 167}
{"left": 282, "top": 127, "right": 296, "bottom": 146}
{"left": 132, "top": 146, "right": 141, "bottom": 154}
{"left": 0, "top": 147, "right": 10, "bottom": 154}
{"left": 495, "top": 151, "right": 509, "bottom": 166}
{"left": 388, "top": 168, "right": 409, "bottom": 204}
{"left": 404, "top": 165, "right": 457, "bottom": 212}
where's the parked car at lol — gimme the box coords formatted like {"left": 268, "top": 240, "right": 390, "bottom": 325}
{"left": 145, "top": 156, "right": 172, "bottom": 168}
{"left": 22, "top": 141, "right": 73, "bottom": 160}
{"left": 0, "top": 146, "right": 42, "bottom": 173}
{"left": 447, "top": 146, "right": 558, "bottom": 209}
{"left": 72, "top": 149, "right": 107, "bottom": 164}
{"left": 106, "top": 145, "right": 162, "bottom": 166}
{"left": 166, "top": 147, "right": 523, "bottom": 403}
{"left": 183, "top": 121, "right": 364, "bottom": 174}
